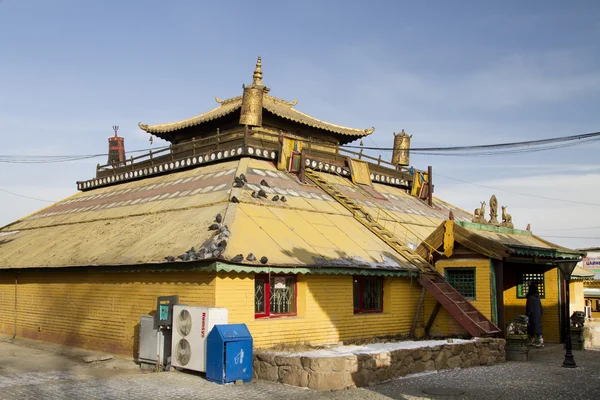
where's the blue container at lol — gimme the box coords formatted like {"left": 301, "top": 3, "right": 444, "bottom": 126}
{"left": 206, "top": 324, "right": 253, "bottom": 384}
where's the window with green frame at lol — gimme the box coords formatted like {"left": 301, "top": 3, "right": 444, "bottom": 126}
{"left": 445, "top": 268, "right": 476, "bottom": 300}
{"left": 517, "top": 272, "right": 545, "bottom": 298}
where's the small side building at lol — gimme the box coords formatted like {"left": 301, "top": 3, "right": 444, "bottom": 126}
{"left": 417, "top": 220, "right": 585, "bottom": 343}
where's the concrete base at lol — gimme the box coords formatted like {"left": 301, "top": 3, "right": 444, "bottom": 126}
{"left": 583, "top": 321, "right": 600, "bottom": 350}
{"left": 254, "top": 338, "right": 506, "bottom": 391}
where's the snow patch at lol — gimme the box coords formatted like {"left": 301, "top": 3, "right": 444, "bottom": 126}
{"left": 267, "top": 339, "right": 476, "bottom": 358}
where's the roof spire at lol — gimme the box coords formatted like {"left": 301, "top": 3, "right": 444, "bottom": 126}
{"left": 253, "top": 56, "right": 263, "bottom": 86}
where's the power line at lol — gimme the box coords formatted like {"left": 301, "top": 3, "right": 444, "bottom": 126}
{"left": 0, "top": 187, "right": 56, "bottom": 203}
{"left": 534, "top": 226, "right": 600, "bottom": 232}
{"left": 4, "top": 130, "right": 600, "bottom": 163}
{"left": 538, "top": 235, "right": 600, "bottom": 240}
{"left": 343, "top": 130, "right": 600, "bottom": 152}
{"left": 0, "top": 145, "right": 170, "bottom": 164}
{"left": 435, "top": 173, "right": 600, "bottom": 207}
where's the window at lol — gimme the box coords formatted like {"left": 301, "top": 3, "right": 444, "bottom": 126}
{"left": 517, "top": 272, "right": 545, "bottom": 298}
{"left": 255, "top": 274, "right": 296, "bottom": 318}
{"left": 353, "top": 276, "right": 383, "bottom": 313}
{"left": 288, "top": 152, "right": 302, "bottom": 172}
{"left": 446, "top": 268, "right": 476, "bottom": 300}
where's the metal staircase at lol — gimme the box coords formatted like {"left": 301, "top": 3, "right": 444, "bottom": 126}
{"left": 304, "top": 168, "right": 500, "bottom": 337}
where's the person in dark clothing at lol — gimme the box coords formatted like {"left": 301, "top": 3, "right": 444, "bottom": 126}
{"left": 525, "top": 281, "right": 544, "bottom": 347}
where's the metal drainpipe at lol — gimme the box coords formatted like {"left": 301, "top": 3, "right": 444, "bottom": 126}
{"left": 12, "top": 272, "right": 18, "bottom": 339}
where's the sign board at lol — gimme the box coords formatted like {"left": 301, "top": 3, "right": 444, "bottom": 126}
{"left": 583, "top": 252, "right": 600, "bottom": 269}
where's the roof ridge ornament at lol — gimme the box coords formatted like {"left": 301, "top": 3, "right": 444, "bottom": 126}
{"left": 253, "top": 56, "right": 263, "bottom": 86}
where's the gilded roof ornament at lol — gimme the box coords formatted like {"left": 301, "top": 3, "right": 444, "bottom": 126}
{"left": 253, "top": 56, "right": 264, "bottom": 86}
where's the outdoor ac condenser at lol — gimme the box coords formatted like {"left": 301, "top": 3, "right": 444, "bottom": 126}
{"left": 170, "top": 305, "right": 228, "bottom": 372}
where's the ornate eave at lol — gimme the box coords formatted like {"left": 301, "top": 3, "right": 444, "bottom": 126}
{"left": 262, "top": 95, "right": 374, "bottom": 138}
{"left": 138, "top": 57, "right": 374, "bottom": 140}
{"left": 138, "top": 97, "right": 243, "bottom": 134}
{"left": 139, "top": 94, "right": 374, "bottom": 138}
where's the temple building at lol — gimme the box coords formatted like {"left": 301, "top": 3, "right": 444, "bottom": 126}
{"left": 0, "top": 57, "right": 584, "bottom": 355}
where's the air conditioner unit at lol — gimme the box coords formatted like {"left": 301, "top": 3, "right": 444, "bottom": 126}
{"left": 171, "top": 305, "right": 228, "bottom": 372}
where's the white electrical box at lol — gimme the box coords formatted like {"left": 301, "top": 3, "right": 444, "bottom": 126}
{"left": 170, "top": 305, "right": 228, "bottom": 372}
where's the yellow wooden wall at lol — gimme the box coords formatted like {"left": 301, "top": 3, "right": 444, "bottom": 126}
{"left": 424, "top": 258, "right": 492, "bottom": 337}
{"left": 214, "top": 272, "right": 424, "bottom": 348}
{"left": 503, "top": 266, "right": 560, "bottom": 343}
{"left": 0, "top": 272, "right": 16, "bottom": 336}
{"left": 0, "top": 269, "right": 216, "bottom": 356}
{"left": 569, "top": 281, "right": 585, "bottom": 312}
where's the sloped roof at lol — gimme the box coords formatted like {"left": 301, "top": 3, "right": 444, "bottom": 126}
{"left": 138, "top": 95, "right": 374, "bottom": 138}
{"left": 0, "top": 158, "right": 448, "bottom": 272}
{"left": 572, "top": 266, "right": 595, "bottom": 280}
{"left": 415, "top": 220, "right": 584, "bottom": 262}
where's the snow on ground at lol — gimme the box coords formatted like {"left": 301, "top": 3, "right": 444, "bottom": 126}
{"left": 267, "top": 339, "right": 476, "bottom": 358}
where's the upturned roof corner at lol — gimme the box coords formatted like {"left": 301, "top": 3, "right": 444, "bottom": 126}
{"left": 137, "top": 57, "right": 375, "bottom": 142}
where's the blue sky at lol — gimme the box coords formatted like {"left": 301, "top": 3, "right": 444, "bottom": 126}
{"left": 1, "top": 0, "right": 599, "bottom": 249}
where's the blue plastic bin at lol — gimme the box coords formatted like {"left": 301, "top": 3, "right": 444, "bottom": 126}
{"left": 206, "top": 324, "right": 253, "bottom": 384}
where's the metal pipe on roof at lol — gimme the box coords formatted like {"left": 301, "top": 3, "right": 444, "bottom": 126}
{"left": 428, "top": 166, "right": 433, "bottom": 207}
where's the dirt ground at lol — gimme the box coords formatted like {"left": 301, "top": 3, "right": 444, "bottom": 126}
{"left": 0, "top": 335, "right": 141, "bottom": 379}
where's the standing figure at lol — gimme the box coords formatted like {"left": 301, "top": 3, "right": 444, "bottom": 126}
{"left": 489, "top": 195, "right": 498, "bottom": 224}
{"left": 526, "top": 282, "right": 544, "bottom": 347}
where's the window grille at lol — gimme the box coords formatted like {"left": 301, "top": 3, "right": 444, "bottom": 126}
{"left": 517, "top": 272, "right": 545, "bottom": 298}
{"left": 446, "top": 269, "right": 476, "bottom": 300}
{"left": 353, "top": 277, "right": 383, "bottom": 313}
{"left": 254, "top": 274, "right": 296, "bottom": 318}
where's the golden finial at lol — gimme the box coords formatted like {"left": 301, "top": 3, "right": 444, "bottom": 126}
{"left": 253, "top": 56, "right": 263, "bottom": 86}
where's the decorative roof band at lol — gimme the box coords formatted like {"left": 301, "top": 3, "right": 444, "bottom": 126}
{"left": 77, "top": 144, "right": 278, "bottom": 191}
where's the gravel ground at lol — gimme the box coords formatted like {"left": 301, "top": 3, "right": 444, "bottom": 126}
{"left": 368, "top": 345, "right": 600, "bottom": 400}
{"left": 1, "top": 338, "right": 599, "bottom": 400}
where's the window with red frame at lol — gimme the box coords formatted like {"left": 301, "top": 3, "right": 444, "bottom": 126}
{"left": 255, "top": 274, "right": 297, "bottom": 318}
{"left": 353, "top": 276, "right": 383, "bottom": 313}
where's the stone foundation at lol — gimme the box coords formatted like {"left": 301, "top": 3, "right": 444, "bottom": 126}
{"left": 253, "top": 338, "right": 506, "bottom": 391}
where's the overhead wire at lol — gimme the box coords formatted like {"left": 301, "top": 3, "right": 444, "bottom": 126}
{"left": 434, "top": 173, "right": 600, "bottom": 207}
{"left": 537, "top": 235, "right": 600, "bottom": 240}
{"left": 0, "top": 145, "right": 170, "bottom": 164}
{"left": 534, "top": 226, "right": 600, "bottom": 232}
{"left": 342, "top": 130, "right": 600, "bottom": 152}
{"left": 3, "top": 131, "right": 600, "bottom": 163}
{"left": 0, "top": 187, "right": 56, "bottom": 203}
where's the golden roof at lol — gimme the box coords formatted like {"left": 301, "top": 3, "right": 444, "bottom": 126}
{"left": 139, "top": 94, "right": 374, "bottom": 138}
{"left": 0, "top": 158, "right": 470, "bottom": 270}
{"left": 138, "top": 57, "right": 374, "bottom": 138}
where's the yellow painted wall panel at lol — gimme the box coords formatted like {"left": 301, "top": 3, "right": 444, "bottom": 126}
{"left": 424, "top": 258, "right": 491, "bottom": 337}
{"left": 0, "top": 270, "right": 216, "bottom": 355}
{"left": 503, "top": 266, "right": 561, "bottom": 343}
{"left": 215, "top": 272, "right": 424, "bottom": 348}
{"left": 570, "top": 281, "right": 585, "bottom": 312}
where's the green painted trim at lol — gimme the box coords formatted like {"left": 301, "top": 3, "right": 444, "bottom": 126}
{"left": 508, "top": 245, "right": 584, "bottom": 260}
{"left": 213, "top": 262, "right": 419, "bottom": 278}
{"left": 558, "top": 268, "right": 563, "bottom": 343}
{"left": 456, "top": 221, "right": 532, "bottom": 236}
{"left": 490, "top": 259, "right": 498, "bottom": 326}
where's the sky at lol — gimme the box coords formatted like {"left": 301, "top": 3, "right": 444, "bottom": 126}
{"left": 1, "top": 0, "right": 599, "bottom": 250}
